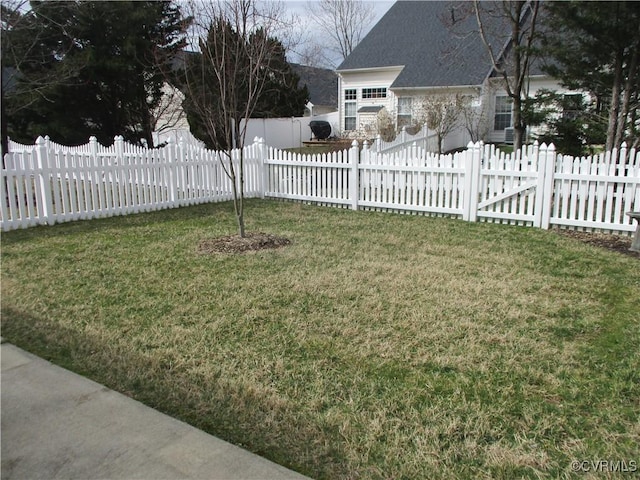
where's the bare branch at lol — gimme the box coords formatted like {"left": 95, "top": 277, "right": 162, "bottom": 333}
{"left": 307, "top": 0, "right": 375, "bottom": 65}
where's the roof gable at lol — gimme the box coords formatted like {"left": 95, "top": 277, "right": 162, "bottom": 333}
{"left": 337, "top": 1, "right": 509, "bottom": 89}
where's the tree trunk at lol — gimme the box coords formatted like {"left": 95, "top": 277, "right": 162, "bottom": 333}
{"left": 606, "top": 51, "right": 623, "bottom": 151}
{"left": 512, "top": 95, "right": 525, "bottom": 152}
{"left": 614, "top": 22, "right": 639, "bottom": 150}
{"left": 1, "top": 92, "right": 8, "bottom": 165}
{"left": 234, "top": 118, "right": 245, "bottom": 238}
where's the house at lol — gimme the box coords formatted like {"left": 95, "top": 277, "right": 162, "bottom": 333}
{"left": 336, "top": 1, "right": 568, "bottom": 150}
{"left": 291, "top": 64, "right": 338, "bottom": 116}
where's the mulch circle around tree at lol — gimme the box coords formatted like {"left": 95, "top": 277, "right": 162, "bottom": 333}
{"left": 554, "top": 229, "right": 640, "bottom": 258}
{"left": 197, "top": 232, "right": 291, "bottom": 255}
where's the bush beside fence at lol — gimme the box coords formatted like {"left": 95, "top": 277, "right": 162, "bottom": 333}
{"left": 2, "top": 135, "right": 639, "bottom": 234}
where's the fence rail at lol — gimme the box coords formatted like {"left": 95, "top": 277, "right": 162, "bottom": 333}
{"left": 3, "top": 135, "right": 640, "bottom": 234}
{"left": 370, "top": 125, "right": 439, "bottom": 154}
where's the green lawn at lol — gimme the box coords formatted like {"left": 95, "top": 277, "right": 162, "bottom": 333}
{"left": 2, "top": 199, "right": 638, "bottom": 479}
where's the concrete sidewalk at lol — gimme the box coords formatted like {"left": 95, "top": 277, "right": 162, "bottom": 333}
{"left": 1, "top": 341, "right": 312, "bottom": 480}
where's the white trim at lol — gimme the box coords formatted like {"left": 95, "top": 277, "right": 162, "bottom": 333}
{"left": 336, "top": 65, "right": 405, "bottom": 74}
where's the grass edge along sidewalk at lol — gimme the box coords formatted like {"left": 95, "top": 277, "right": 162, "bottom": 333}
{"left": 1, "top": 199, "right": 639, "bottom": 479}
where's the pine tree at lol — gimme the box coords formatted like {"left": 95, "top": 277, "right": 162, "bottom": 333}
{"left": 542, "top": 1, "right": 640, "bottom": 150}
{"left": 3, "top": 1, "right": 189, "bottom": 147}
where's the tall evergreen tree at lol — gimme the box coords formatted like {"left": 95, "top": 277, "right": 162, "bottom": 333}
{"left": 542, "top": 1, "right": 640, "bottom": 150}
{"left": 251, "top": 35, "right": 309, "bottom": 119}
{"left": 181, "top": 22, "right": 308, "bottom": 150}
{"left": 3, "top": 1, "right": 189, "bottom": 147}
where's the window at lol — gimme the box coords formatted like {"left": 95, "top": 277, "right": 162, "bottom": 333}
{"left": 493, "top": 96, "right": 512, "bottom": 130}
{"left": 345, "top": 89, "right": 357, "bottom": 101}
{"left": 397, "top": 97, "right": 413, "bottom": 127}
{"left": 345, "top": 101, "right": 357, "bottom": 131}
{"left": 362, "top": 87, "right": 387, "bottom": 99}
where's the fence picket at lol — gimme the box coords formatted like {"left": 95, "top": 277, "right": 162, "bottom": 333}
{"left": 3, "top": 135, "right": 639, "bottom": 234}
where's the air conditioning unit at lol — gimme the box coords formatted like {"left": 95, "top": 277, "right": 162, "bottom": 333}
{"left": 504, "top": 127, "right": 514, "bottom": 144}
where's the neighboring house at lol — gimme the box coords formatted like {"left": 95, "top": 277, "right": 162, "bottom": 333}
{"left": 152, "top": 81, "right": 194, "bottom": 146}
{"left": 336, "top": 1, "right": 568, "bottom": 150}
{"left": 291, "top": 63, "right": 338, "bottom": 116}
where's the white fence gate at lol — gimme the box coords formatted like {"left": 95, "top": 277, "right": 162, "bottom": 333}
{"left": 2, "top": 136, "right": 640, "bottom": 234}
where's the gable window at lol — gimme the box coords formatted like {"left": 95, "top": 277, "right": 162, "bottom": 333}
{"left": 362, "top": 87, "right": 387, "bottom": 99}
{"left": 397, "top": 97, "right": 413, "bottom": 127}
{"left": 344, "top": 89, "right": 357, "bottom": 131}
{"left": 494, "top": 96, "right": 512, "bottom": 131}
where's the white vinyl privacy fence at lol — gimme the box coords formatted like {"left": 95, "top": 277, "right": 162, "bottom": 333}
{"left": 3, "top": 135, "right": 640, "bottom": 234}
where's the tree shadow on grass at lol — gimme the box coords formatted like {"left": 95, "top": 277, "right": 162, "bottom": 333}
{"left": 0, "top": 305, "right": 347, "bottom": 479}
{"left": 0, "top": 202, "right": 239, "bottom": 246}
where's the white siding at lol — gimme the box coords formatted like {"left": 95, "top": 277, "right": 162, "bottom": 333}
{"left": 337, "top": 67, "right": 403, "bottom": 136}
{"left": 486, "top": 77, "right": 573, "bottom": 144}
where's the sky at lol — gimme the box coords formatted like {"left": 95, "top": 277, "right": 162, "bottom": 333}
{"left": 279, "top": 0, "right": 395, "bottom": 67}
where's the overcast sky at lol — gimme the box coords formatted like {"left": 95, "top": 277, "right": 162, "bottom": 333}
{"left": 281, "top": 0, "right": 395, "bottom": 67}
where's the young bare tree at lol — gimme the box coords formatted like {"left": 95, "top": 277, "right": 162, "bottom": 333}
{"left": 412, "top": 94, "right": 466, "bottom": 154}
{"left": 181, "top": 0, "right": 297, "bottom": 237}
{"left": 473, "top": 0, "right": 541, "bottom": 151}
{"left": 308, "top": 0, "right": 375, "bottom": 66}
{"left": 460, "top": 91, "right": 491, "bottom": 143}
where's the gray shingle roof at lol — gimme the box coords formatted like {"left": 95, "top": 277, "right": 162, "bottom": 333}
{"left": 337, "top": 1, "right": 508, "bottom": 89}
{"left": 291, "top": 64, "right": 338, "bottom": 107}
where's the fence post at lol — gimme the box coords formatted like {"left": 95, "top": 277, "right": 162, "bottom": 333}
{"left": 166, "top": 137, "right": 177, "bottom": 207}
{"left": 89, "top": 135, "right": 98, "bottom": 157}
{"left": 421, "top": 123, "right": 428, "bottom": 151}
{"left": 532, "top": 141, "right": 544, "bottom": 228}
{"left": 462, "top": 141, "right": 481, "bottom": 222}
{"left": 256, "top": 137, "right": 267, "bottom": 199}
{"left": 375, "top": 134, "right": 382, "bottom": 153}
{"left": 538, "top": 143, "right": 556, "bottom": 230}
{"left": 349, "top": 139, "right": 359, "bottom": 210}
{"left": 114, "top": 135, "right": 124, "bottom": 161}
{"left": 35, "top": 136, "right": 53, "bottom": 222}
{"left": 362, "top": 139, "right": 370, "bottom": 161}
{"left": 400, "top": 125, "right": 407, "bottom": 145}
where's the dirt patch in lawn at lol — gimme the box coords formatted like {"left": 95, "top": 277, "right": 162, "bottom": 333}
{"left": 197, "top": 232, "right": 291, "bottom": 255}
{"left": 555, "top": 229, "right": 639, "bottom": 258}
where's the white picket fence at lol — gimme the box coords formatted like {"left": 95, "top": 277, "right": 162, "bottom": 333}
{"left": 263, "top": 140, "right": 640, "bottom": 233}
{"left": 2, "top": 135, "right": 640, "bottom": 234}
{"left": 1, "top": 136, "right": 264, "bottom": 230}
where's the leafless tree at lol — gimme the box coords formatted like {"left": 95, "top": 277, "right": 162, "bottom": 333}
{"left": 460, "top": 90, "right": 492, "bottom": 143}
{"left": 293, "top": 41, "right": 334, "bottom": 69}
{"left": 308, "top": 0, "right": 375, "bottom": 66}
{"left": 411, "top": 94, "right": 466, "bottom": 154}
{"left": 473, "top": 0, "right": 541, "bottom": 151}
{"left": 181, "top": 0, "right": 290, "bottom": 237}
